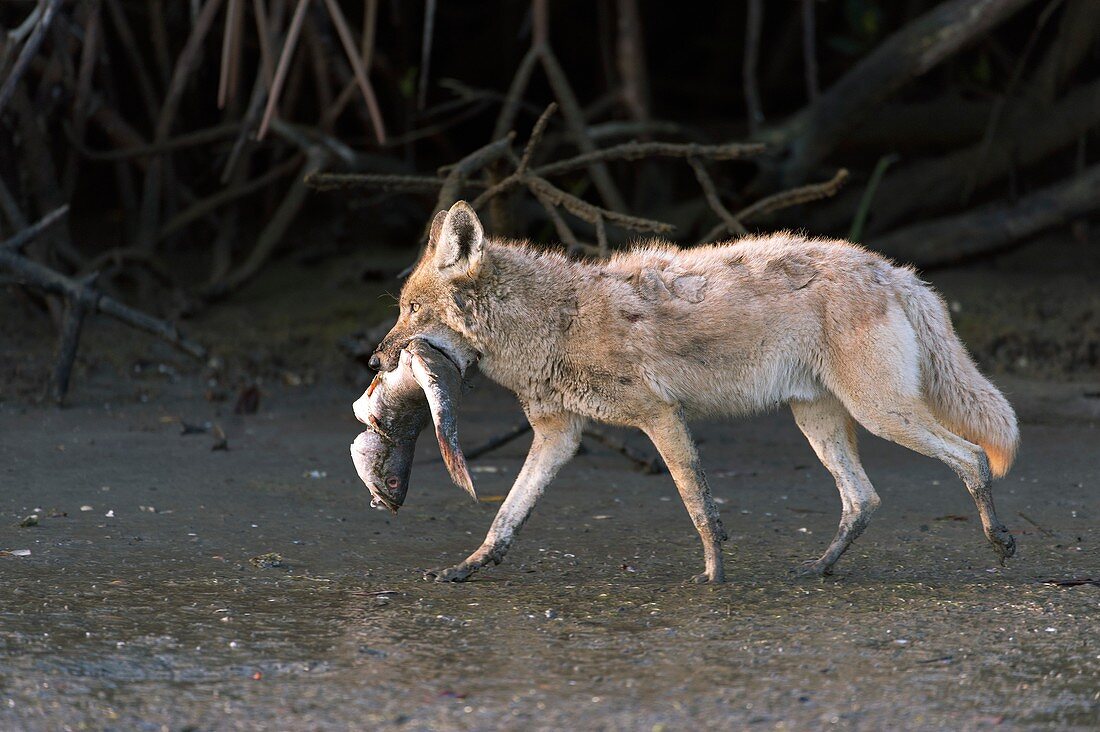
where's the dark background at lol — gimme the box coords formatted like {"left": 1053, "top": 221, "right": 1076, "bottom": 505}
{"left": 2, "top": 0, "right": 1098, "bottom": 398}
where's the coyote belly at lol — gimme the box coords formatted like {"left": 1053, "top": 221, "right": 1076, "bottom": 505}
{"left": 372, "top": 201, "right": 1019, "bottom": 583}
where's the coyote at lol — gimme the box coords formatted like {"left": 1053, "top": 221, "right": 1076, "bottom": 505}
{"left": 371, "top": 201, "right": 1019, "bottom": 583}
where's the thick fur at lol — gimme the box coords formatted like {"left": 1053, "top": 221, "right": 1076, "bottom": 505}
{"left": 376, "top": 202, "right": 1019, "bottom": 582}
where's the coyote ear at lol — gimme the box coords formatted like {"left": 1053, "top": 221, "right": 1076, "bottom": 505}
{"left": 433, "top": 201, "right": 484, "bottom": 279}
{"left": 426, "top": 209, "right": 448, "bottom": 250}
{"left": 408, "top": 346, "right": 477, "bottom": 501}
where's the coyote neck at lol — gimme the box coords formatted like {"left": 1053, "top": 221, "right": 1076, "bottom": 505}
{"left": 460, "top": 244, "right": 578, "bottom": 398}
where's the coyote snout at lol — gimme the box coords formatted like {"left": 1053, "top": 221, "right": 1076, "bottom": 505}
{"left": 370, "top": 201, "right": 1019, "bottom": 584}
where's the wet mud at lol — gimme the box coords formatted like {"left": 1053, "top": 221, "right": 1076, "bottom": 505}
{"left": 1, "top": 373, "right": 1098, "bottom": 730}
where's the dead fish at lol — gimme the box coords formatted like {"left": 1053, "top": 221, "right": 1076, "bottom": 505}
{"left": 350, "top": 340, "right": 475, "bottom": 513}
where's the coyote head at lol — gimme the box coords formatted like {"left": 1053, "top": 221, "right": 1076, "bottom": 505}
{"left": 370, "top": 201, "right": 484, "bottom": 373}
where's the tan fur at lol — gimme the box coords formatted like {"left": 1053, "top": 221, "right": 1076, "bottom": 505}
{"left": 377, "top": 202, "right": 1019, "bottom": 582}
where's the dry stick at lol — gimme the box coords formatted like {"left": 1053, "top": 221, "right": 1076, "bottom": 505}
{"left": 0, "top": 175, "right": 28, "bottom": 234}
{"left": 324, "top": 0, "right": 377, "bottom": 125}
{"left": 301, "top": 14, "right": 335, "bottom": 130}
{"left": 205, "top": 143, "right": 328, "bottom": 299}
{"left": 0, "top": 1, "right": 44, "bottom": 75}
{"left": 584, "top": 426, "right": 666, "bottom": 474}
{"left": 0, "top": 0, "right": 63, "bottom": 116}
{"left": 518, "top": 103, "right": 557, "bottom": 172}
{"left": 51, "top": 273, "right": 96, "bottom": 403}
{"left": 417, "top": 0, "right": 436, "bottom": 111}
{"left": 159, "top": 154, "right": 303, "bottom": 240}
{"left": 253, "top": 0, "right": 275, "bottom": 86}
{"left": 733, "top": 168, "right": 848, "bottom": 223}
{"left": 532, "top": 188, "right": 581, "bottom": 253}
{"left": 76, "top": 123, "right": 241, "bottom": 161}
{"left": 257, "top": 0, "right": 309, "bottom": 139}
{"left": 698, "top": 168, "right": 848, "bottom": 244}
{"left": 687, "top": 156, "right": 747, "bottom": 238}
{"left": 218, "top": 0, "right": 245, "bottom": 109}
{"left": 305, "top": 172, "right": 454, "bottom": 193}
{"left": 137, "top": 0, "right": 226, "bottom": 252}
{"left": 63, "top": 0, "right": 102, "bottom": 198}
{"left": 615, "top": 0, "right": 651, "bottom": 123}
{"left": 743, "top": 0, "right": 764, "bottom": 133}
{"left": 322, "top": 0, "right": 386, "bottom": 144}
{"left": 103, "top": 0, "right": 163, "bottom": 125}
{"left": 800, "top": 0, "right": 819, "bottom": 102}
{"left": 534, "top": 141, "right": 764, "bottom": 177}
{"left": 491, "top": 47, "right": 540, "bottom": 140}
{"left": 538, "top": 45, "right": 628, "bottom": 214}
{"left": 1, "top": 204, "right": 69, "bottom": 253}
{"left": 595, "top": 214, "right": 608, "bottom": 258}
{"left": 962, "top": 0, "right": 1065, "bottom": 203}
{"left": 465, "top": 422, "right": 532, "bottom": 461}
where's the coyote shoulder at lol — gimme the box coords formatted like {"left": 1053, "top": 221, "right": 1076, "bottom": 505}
{"left": 373, "top": 201, "right": 1019, "bottom": 584}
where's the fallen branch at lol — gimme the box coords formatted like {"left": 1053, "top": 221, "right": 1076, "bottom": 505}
{"left": 0, "top": 208, "right": 207, "bottom": 402}
{"left": 583, "top": 426, "right": 666, "bottom": 474}
{"left": 0, "top": 0, "right": 64, "bottom": 116}
{"left": 870, "top": 163, "right": 1100, "bottom": 268}
{"left": 767, "top": 0, "right": 1040, "bottom": 183}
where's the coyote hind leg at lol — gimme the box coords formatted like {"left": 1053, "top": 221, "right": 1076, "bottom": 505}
{"left": 791, "top": 396, "right": 880, "bottom": 576}
{"left": 845, "top": 397, "right": 1015, "bottom": 564}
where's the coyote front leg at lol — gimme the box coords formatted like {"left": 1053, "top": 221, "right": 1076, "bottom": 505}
{"left": 643, "top": 408, "right": 728, "bottom": 584}
{"left": 424, "top": 412, "right": 584, "bottom": 582}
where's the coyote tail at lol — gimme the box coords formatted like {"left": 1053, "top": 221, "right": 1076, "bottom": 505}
{"left": 901, "top": 279, "right": 1019, "bottom": 477}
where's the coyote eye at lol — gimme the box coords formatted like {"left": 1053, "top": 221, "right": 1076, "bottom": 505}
{"left": 410, "top": 302, "right": 421, "bottom": 313}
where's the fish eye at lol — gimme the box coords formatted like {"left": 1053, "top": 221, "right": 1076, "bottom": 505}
{"left": 386, "top": 476, "right": 400, "bottom": 489}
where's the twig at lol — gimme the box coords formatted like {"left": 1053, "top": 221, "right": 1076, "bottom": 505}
{"left": 1017, "top": 511, "right": 1055, "bottom": 538}
{"left": 51, "top": 273, "right": 96, "bottom": 404}
{"left": 1, "top": 204, "right": 69, "bottom": 253}
{"left": 1, "top": 212, "right": 206, "bottom": 401}
{"left": 72, "top": 123, "right": 241, "bottom": 161}
{"left": 0, "top": 0, "right": 64, "bottom": 117}
{"left": 159, "top": 154, "right": 303, "bottom": 240}
{"left": 518, "top": 103, "right": 557, "bottom": 172}
{"left": 699, "top": 169, "right": 848, "bottom": 243}
{"left": 534, "top": 141, "right": 764, "bottom": 178}
{"left": 848, "top": 155, "right": 899, "bottom": 243}
{"left": 137, "top": 0, "right": 226, "bottom": 251}
{"left": 417, "top": 0, "right": 437, "bottom": 111}
{"left": 688, "top": 156, "right": 747, "bottom": 237}
{"left": 466, "top": 422, "right": 532, "bottom": 460}
{"left": 583, "top": 426, "right": 666, "bottom": 474}
{"left": 800, "top": 0, "right": 819, "bottom": 102}
{"left": 205, "top": 144, "right": 329, "bottom": 299}
{"left": 743, "top": 0, "right": 765, "bottom": 133}
{"left": 491, "top": 47, "right": 540, "bottom": 141}
{"left": 322, "top": 0, "right": 386, "bottom": 144}
{"left": 217, "top": 0, "right": 245, "bottom": 109}
{"left": 733, "top": 168, "right": 848, "bottom": 223}
{"left": 258, "top": 0, "right": 309, "bottom": 139}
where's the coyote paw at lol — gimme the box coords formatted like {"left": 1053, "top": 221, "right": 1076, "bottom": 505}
{"left": 793, "top": 559, "right": 834, "bottom": 578}
{"left": 988, "top": 526, "right": 1016, "bottom": 564}
{"left": 423, "top": 564, "right": 476, "bottom": 583}
{"left": 689, "top": 571, "right": 725, "bottom": 585}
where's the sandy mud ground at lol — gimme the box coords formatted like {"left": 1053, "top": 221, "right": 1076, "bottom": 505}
{"left": 1, "top": 372, "right": 1098, "bottom": 731}
{"left": 1, "top": 241, "right": 1099, "bottom": 730}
